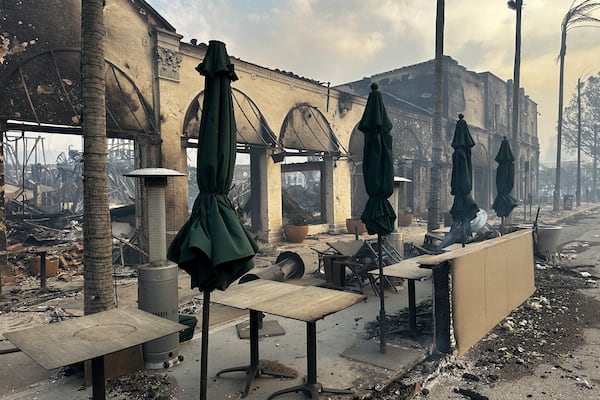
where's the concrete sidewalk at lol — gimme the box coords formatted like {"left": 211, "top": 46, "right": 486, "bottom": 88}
{"left": 1, "top": 204, "right": 595, "bottom": 400}
{"left": 1, "top": 279, "right": 434, "bottom": 399}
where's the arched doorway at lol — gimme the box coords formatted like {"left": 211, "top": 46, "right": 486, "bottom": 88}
{"left": 277, "top": 104, "right": 340, "bottom": 227}
{"left": 348, "top": 123, "right": 424, "bottom": 218}
{"left": 472, "top": 143, "right": 490, "bottom": 210}
{"left": 1, "top": 50, "right": 158, "bottom": 137}
{"left": 182, "top": 88, "right": 279, "bottom": 235}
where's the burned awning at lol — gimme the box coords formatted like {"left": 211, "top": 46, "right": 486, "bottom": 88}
{"left": 0, "top": 49, "right": 158, "bottom": 139}
{"left": 183, "top": 88, "right": 279, "bottom": 149}
{"left": 279, "top": 104, "right": 340, "bottom": 155}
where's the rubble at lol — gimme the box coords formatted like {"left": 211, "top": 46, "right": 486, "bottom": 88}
{"left": 365, "top": 254, "right": 600, "bottom": 399}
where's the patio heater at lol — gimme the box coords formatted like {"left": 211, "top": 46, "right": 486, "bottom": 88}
{"left": 389, "top": 176, "right": 412, "bottom": 254}
{"left": 125, "top": 168, "right": 185, "bottom": 369}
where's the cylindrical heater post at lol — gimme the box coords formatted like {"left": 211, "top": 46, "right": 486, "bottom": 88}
{"left": 146, "top": 179, "right": 167, "bottom": 263}
{"left": 125, "top": 169, "right": 185, "bottom": 369}
{"left": 141, "top": 176, "right": 179, "bottom": 368}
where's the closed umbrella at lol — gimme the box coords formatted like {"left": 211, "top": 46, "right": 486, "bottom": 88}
{"left": 359, "top": 82, "right": 396, "bottom": 354}
{"left": 449, "top": 114, "right": 479, "bottom": 246}
{"left": 167, "top": 40, "right": 258, "bottom": 400}
{"left": 492, "top": 136, "right": 518, "bottom": 234}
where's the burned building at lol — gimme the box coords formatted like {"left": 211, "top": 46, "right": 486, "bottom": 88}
{"left": 338, "top": 56, "right": 540, "bottom": 215}
{"left": 1, "top": 0, "right": 539, "bottom": 272}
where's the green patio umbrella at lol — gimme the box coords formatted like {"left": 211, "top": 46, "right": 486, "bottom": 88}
{"left": 167, "top": 40, "right": 258, "bottom": 400}
{"left": 449, "top": 114, "right": 479, "bottom": 245}
{"left": 492, "top": 136, "right": 518, "bottom": 234}
{"left": 359, "top": 82, "right": 396, "bottom": 354}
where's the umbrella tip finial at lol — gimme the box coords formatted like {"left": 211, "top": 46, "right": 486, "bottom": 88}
{"left": 503, "top": 135, "right": 507, "bottom": 140}
{"left": 458, "top": 113, "right": 464, "bottom": 120}
{"left": 370, "top": 82, "right": 379, "bottom": 91}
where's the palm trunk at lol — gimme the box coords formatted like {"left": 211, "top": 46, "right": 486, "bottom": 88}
{"left": 554, "top": 26, "right": 567, "bottom": 212}
{"left": 511, "top": 1, "right": 522, "bottom": 201}
{"left": 427, "top": 0, "right": 445, "bottom": 232}
{"left": 82, "top": 0, "right": 114, "bottom": 315}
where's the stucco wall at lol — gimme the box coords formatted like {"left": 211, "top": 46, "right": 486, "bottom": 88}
{"left": 171, "top": 42, "right": 366, "bottom": 238}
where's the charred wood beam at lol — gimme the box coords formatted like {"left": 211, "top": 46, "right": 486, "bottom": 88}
{"left": 5, "top": 122, "right": 161, "bottom": 143}
{"left": 112, "top": 234, "right": 148, "bottom": 257}
{"left": 281, "top": 161, "right": 322, "bottom": 173}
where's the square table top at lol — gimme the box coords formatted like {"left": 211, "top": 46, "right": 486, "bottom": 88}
{"left": 211, "top": 280, "right": 365, "bottom": 322}
{"left": 4, "top": 308, "right": 186, "bottom": 370}
{"left": 373, "top": 256, "right": 433, "bottom": 280}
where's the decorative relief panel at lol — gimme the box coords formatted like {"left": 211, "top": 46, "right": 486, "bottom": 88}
{"left": 156, "top": 46, "right": 182, "bottom": 81}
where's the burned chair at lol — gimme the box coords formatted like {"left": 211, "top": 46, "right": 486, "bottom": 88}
{"left": 316, "top": 238, "right": 401, "bottom": 295}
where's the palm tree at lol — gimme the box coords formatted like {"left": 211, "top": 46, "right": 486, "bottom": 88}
{"left": 81, "top": 0, "right": 114, "bottom": 315}
{"left": 508, "top": 0, "right": 523, "bottom": 200}
{"left": 553, "top": 0, "right": 600, "bottom": 211}
{"left": 427, "top": 0, "right": 444, "bottom": 232}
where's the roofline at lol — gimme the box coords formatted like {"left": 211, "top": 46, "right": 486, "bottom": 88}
{"left": 137, "top": 0, "right": 177, "bottom": 32}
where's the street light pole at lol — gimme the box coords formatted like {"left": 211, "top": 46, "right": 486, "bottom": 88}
{"left": 576, "top": 77, "right": 582, "bottom": 207}
{"left": 594, "top": 126, "right": 598, "bottom": 202}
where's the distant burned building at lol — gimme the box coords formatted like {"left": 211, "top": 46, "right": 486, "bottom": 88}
{"left": 338, "top": 56, "right": 540, "bottom": 215}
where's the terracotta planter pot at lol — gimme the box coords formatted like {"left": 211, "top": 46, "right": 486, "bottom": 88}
{"left": 282, "top": 224, "right": 309, "bottom": 243}
{"left": 398, "top": 213, "right": 413, "bottom": 227}
{"left": 346, "top": 218, "right": 366, "bottom": 235}
{"left": 29, "top": 255, "right": 59, "bottom": 277}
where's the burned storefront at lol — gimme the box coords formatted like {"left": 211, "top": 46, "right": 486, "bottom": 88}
{"left": 1, "top": 1, "right": 539, "bottom": 291}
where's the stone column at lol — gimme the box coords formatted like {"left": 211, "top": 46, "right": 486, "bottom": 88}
{"left": 264, "top": 151, "right": 283, "bottom": 243}
{"left": 327, "top": 157, "right": 352, "bottom": 234}
{"left": 322, "top": 155, "right": 335, "bottom": 231}
{"left": 249, "top": 148, "right": 267, "bottom": 236}
{"left": 153, "top": 29, "right": 188, "bottom": 248}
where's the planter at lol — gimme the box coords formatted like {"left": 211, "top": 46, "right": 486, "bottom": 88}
{"left": 397, "top": 213, "right": 413, "bottom": 227}
{"left": 29, "top": 255, "right": 59, "bottom": 277}
{"left": 282, "top": 224, "right": 309, "bottom": 243}
{"left": 346, "top": 218, "right": 366, "bottom": 235}
{"left": 536, "top": 224, "right": 562, "bottom": 254}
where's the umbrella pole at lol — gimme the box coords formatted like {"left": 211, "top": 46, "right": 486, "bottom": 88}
{"left": 501, "top": 217, "right": 505, "bottom": 235}
{"left": 200, "top": 290, "right": 211, "bottom": 400}
{"left": 378, "top": 234, "right": 387, "bottom": 354}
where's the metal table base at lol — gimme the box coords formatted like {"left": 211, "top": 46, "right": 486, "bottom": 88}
{"left": 216, "top": 310, "right": 295, "bottom": 397}
{"left": 267, "top": 321, "right": 353, "bottom": 399}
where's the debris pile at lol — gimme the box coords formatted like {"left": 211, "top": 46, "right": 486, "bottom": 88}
{"left": 106, "top": 370, "right": 178, "bottom": 400}
{"left": 366, "top": 258, "right": 600, "bottom": 399}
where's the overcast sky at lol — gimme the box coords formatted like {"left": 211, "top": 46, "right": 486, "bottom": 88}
{"left": 148, "top": 0, "right": 600, "bottom": 165}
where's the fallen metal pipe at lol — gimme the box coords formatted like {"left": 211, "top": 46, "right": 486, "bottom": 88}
{"left": 239, "top": 251, "right": 305, "bottom": 283}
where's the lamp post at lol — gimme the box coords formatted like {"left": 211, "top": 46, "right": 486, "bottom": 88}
{"left": 553, "top": 0, "right": 600, "bottom": 212}
{"left": 594, "top": 125, "right": 598, "bottom": 202}
{"left": 576, "top": 77, "right": 583, "bottom": 207}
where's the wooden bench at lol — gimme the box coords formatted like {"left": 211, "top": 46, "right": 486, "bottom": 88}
{"left": 211, "top": 280, "right": 366, "bottom": 399}
{"left": 4, "top": 308, "right": 186, "bottom": 400}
